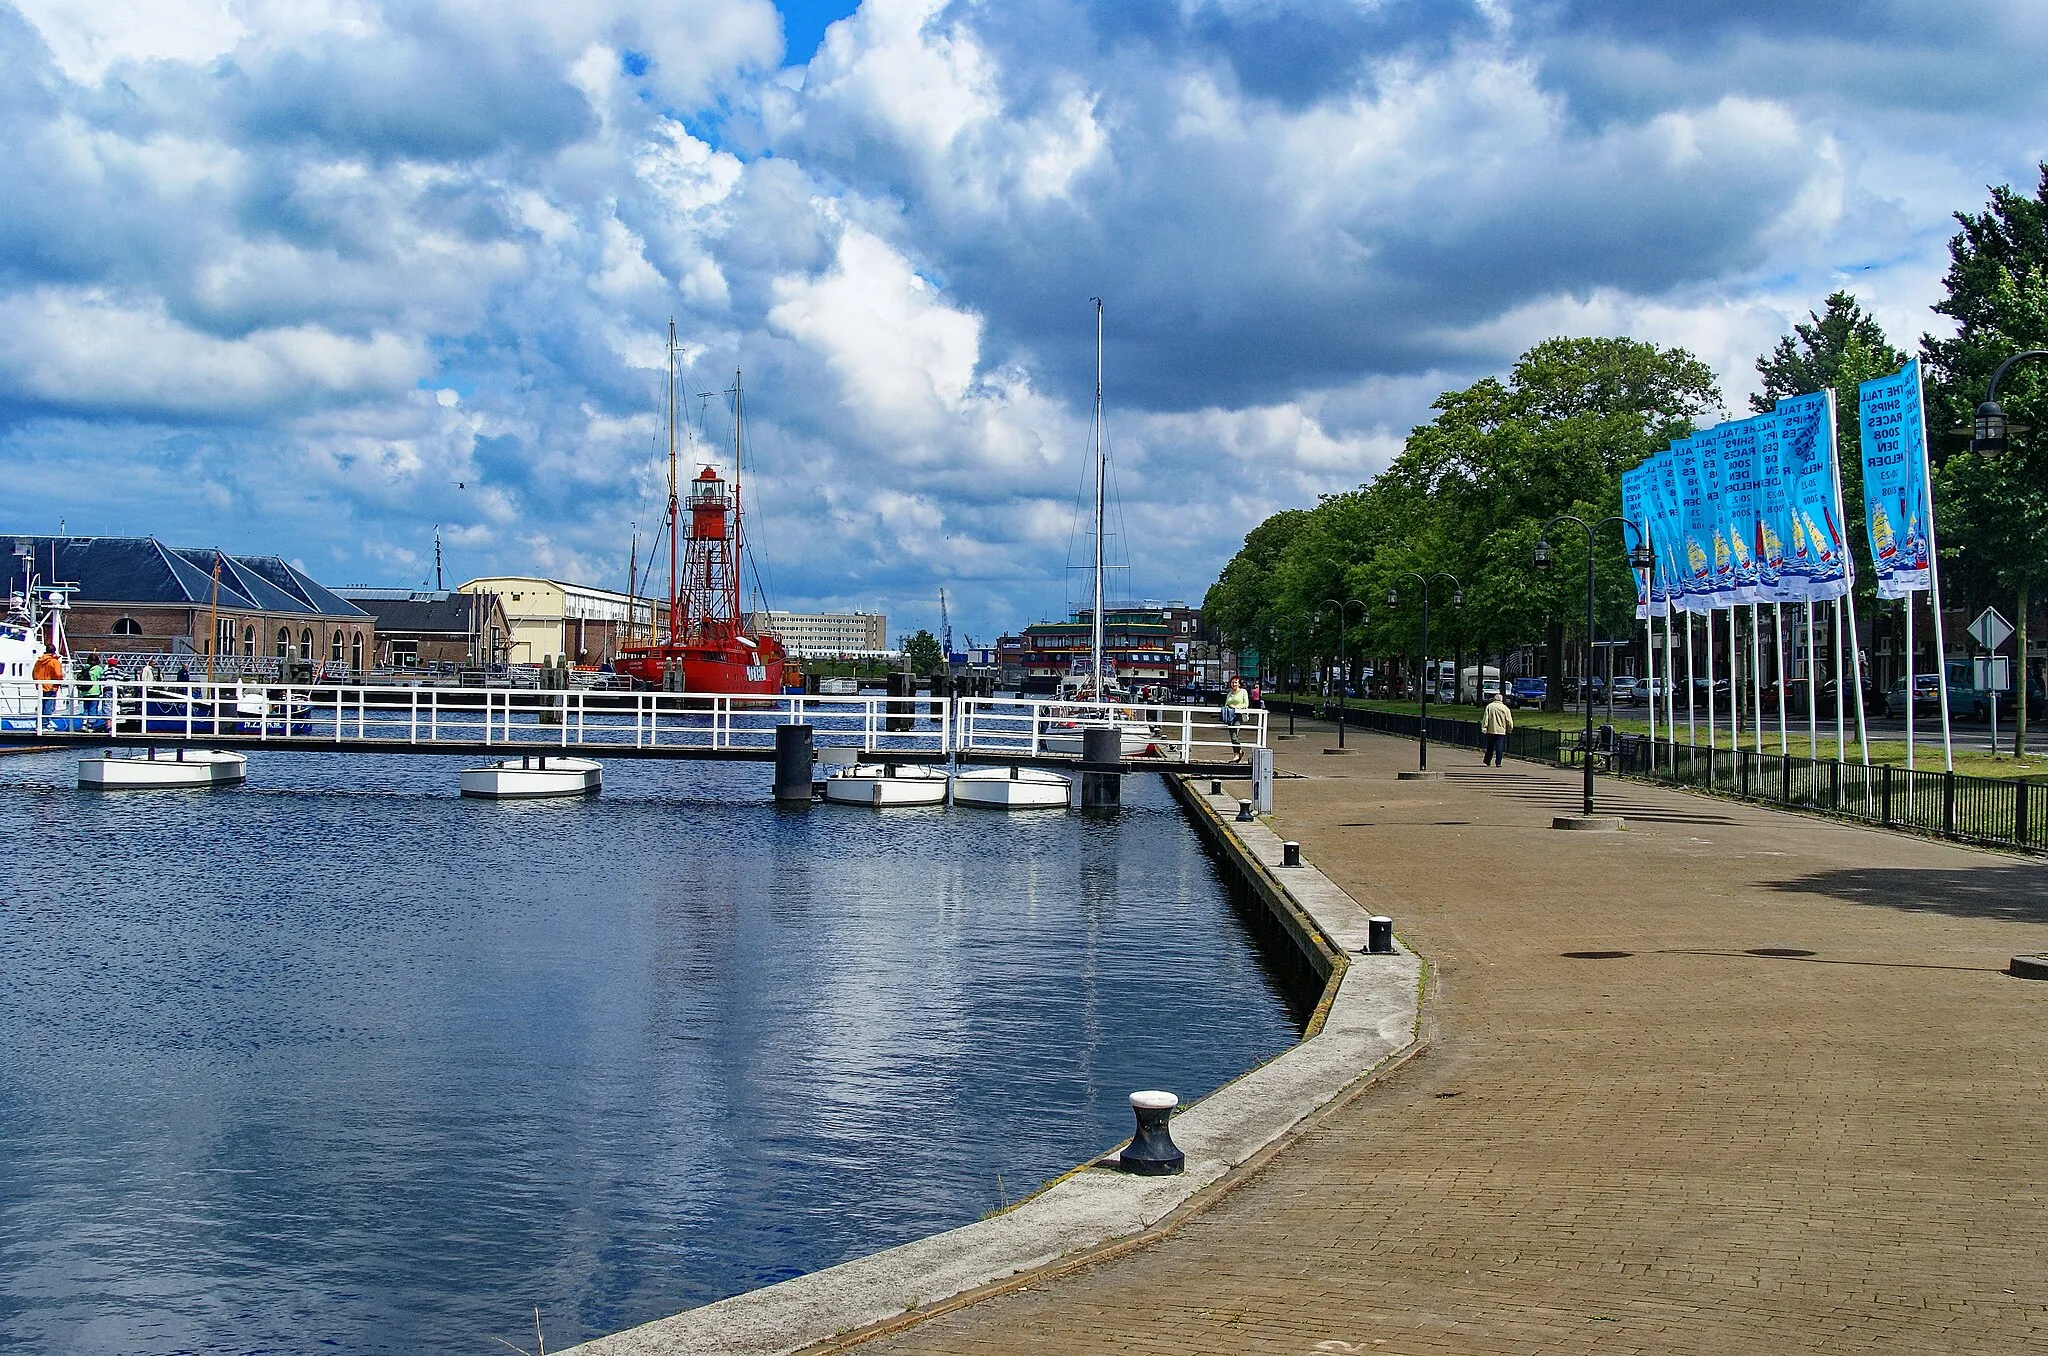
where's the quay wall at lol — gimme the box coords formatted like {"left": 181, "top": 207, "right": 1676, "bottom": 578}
{"left": 564, "top": 776, "right": 1424, "bottom": 1356}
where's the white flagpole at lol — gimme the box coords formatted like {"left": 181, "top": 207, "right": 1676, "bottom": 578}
{"left": 1645, "top": 605, "right": 1657, "bottom": 750}
{"left": 1826, "top": 388, "right": 1870, "bottom": 767}
{"left": 1922, "top": 497, "right": 1955, "bottom": 777}
{"left": 1905, "top": 596, "right": 1916, "bottom": 771}
{"left": 1684, "top": 610, "right": 1695, "bottom": 749}
{"left": 1805, "top": 601, "right": 1818, "bottom": 761}
{"left": 1750, "top": 603, "right": 1765, "bottom": 753}
{"left": 1775, "top": 601, "right": 1789, "bottom": 756}
{"left": 1833, "top": 601, "right": 1847, "bottom": 759}
{"left": 1705, "top": 608, "right": 1716, "bottom": 751}
{"left": 1665, "top": 612, "right": 1677, "bottom": 769}
{"left": 1845, "top": 592, "right": 1870, "bottom": 765}
{"left": 1729, "top": 606, "right": 1741, "bottom": 751}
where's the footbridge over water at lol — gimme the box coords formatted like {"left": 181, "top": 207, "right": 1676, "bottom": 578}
{"left": 5, "top": 683, "right": 1269, "bottom": 778}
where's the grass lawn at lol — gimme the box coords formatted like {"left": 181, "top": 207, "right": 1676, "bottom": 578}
{"left": 1270, "top": 693, "right": 2048, "bottom": 780}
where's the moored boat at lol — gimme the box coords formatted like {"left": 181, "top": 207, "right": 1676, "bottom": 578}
{"left": 459, "top": 755, "right": 602, "bottom": 800}
{"left": 1039, "top": 717, "right": 1160, "bottom": 758}
{"left": 821, "top": 761, "right": 949, "bottom": 807}
{"left": 951, "top": 764, "right": 1071, "bottom": 809}
{"left": 79, "top": 748, "right": 246, "bottom": 789}
{"left": 615, "top": 324, "right": 790, "bottom": 696}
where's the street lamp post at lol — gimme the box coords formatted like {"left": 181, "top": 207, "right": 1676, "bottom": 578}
{"left": 1535, "top": 515, "right": 1653, "bottom": 817}
{"left": 1322, "top": 598, "right": 1367, "bottom": 748}
{"left": 1388, "top": 573, "right": 1461, "bottom": 771}
{"left": 1968, "top": 349, "right": 2048, "bottom": 454}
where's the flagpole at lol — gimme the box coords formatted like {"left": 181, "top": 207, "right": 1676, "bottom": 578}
{"left": 1729, "top": 606, "right": 1741, "bottom": 753}
{"left": 1905, "top": 597, "right": 1915, "bottom": 771}
{"left": 1705, "top": 608, "right": 1716, "bottom": 753}
{"left": 1684, "top": 610, "right": 1695, "bottom": 750}
{"left": 1775, "top": 601, "right": 1789, "bottom": 756}
{"left": 1750, "top": 603, "right": 1764, "bottom": 753}
{"left": 1805, "top": 601, "right": 1817, "bottom": 761}
{"left": 1665, "top": 612, "right": 1677, "bottom": 770}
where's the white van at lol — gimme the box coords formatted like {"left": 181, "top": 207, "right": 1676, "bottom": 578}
{"left": 1459, "top": 664, "right": 1502, "bottom": 704}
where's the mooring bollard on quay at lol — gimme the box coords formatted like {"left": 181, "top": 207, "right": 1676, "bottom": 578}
{"left": 1080, "top": 724, "right": 1121, "bottom": 809}
{"left": 1119, "top": 1090, "right": 1184, "bottom": 1175}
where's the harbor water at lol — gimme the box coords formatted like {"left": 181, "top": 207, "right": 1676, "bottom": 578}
{"left": 0, "top": 751, "right": 1308, "bottom": 1354}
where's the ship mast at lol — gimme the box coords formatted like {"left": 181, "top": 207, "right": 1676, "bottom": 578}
{"left": 666, "top": 319, "right": 680, "bottom": 648}
{"left": 1090, "top": 297, "right": 1106, "bottom": 701}
{"left": 732, "top": 367, "right": 744, "bottom": 626}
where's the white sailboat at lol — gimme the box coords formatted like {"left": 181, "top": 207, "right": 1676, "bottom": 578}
{"left": 1038, "top": 298, "right": 1156, "bottom": 762}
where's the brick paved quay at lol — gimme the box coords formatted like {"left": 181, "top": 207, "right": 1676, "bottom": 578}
{"left": 833, "top": 729, "right": 2047, "bottom": 1356}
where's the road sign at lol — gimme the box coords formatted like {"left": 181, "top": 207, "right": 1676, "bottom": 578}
{"left": 1968, "top": 606, "right": 2013, "bottom": 651}
{"left": 1974, "top": 655, "right": 2012, "bottom": 692}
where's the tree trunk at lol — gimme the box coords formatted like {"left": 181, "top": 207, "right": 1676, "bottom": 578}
{"left": 2017, "top": 581, "right": 2029, "bottom": 758}
{"left": 1543, "top": 619, "right": 1565, "bottom": 712}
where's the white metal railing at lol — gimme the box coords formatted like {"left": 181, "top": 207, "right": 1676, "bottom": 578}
{"left": 13, "top": 682, "right": 952, "bottom": 758}
{"left": 955, "top": 696, "right": 1266, "bottom": 762}
{"left": 6, "top": 684, "right": 1263, "bottom": 763}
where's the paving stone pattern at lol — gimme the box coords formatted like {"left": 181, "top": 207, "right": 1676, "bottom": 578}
{"left": 837, "top": 730, "right": 2047, "bottom": 1355}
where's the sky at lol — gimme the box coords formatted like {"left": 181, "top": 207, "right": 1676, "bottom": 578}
{"left": 3, "top": 0, "right": 2045, "bottom": 644}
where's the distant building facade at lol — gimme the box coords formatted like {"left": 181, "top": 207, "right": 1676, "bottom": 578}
{"left": 997, "top": 602, "right": 1208, "bottom": 694}
{"left": 4, "top": 534, "right": 373, "bottom": 675}
{"left": 744, "top": 610, "right": 889, "bottom": 658}
{"left": 457, "top": 576, "right": 663, "bottom": 666}
{"left": 338, "top": 589, "right": 514, "bottom": 670}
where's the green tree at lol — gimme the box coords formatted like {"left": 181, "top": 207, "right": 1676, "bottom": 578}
{"left": 1752, "top": 291, "right": 1907, "bottom": 604}
{"left": 903, "top": 629, "right": 944, "bottom": 675}
{"left": 1922, "top": 164, "right": 2048, "bottom": 754}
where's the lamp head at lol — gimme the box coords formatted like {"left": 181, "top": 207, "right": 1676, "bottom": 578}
{"left": 1386, "top": 587, "right": 1398, "bottom": 606}
{"left": 1452, "top": 590, "right": 1464, "bottom": 608}
{"left": 1973, "top": 400, "right": 2008, "bottom": 454}
{"left": 1533, "top": 539, "right": 1552, "bottom": 570}
{"left": 1629, "top": 542, "right": 1654, "bottom": 571}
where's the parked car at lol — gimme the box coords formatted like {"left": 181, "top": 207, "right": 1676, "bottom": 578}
{"left": 1509, "top": 677, "right": 1547, "bottom": 708}
{"left": 1609, "top": 675, "right": 1644, "bottom": 706}
{"left": 1882, "top": 668, "right": 1990, "bottom": 721}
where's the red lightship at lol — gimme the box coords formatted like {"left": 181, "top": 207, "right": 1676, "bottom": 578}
{"left": 617, "top": 325, "right": 789, "bottom": 695}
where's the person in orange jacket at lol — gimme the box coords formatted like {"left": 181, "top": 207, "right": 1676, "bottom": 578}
{"left": 33, "top": 648, "right": 64, "bottom": 721}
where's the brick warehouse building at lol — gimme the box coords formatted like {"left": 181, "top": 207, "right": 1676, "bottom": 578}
{"left": 5, "top": 535, "right": 373, "bottom": 676}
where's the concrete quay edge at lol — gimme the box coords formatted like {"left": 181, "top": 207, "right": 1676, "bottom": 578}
{"left": 562, "top": 780, "right": 1424, "bottom": 1356}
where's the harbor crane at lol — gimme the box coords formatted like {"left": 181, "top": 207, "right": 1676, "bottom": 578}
{"left": 938, "top": 586, "right": 954, "bottom": 661}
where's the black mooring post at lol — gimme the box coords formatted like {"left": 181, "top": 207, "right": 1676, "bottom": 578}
{"left": 773, "top": 723, "right": 814, "bottom": 806}
{"left": 1080, "top": 725, "right": 1121, "bottom": 809}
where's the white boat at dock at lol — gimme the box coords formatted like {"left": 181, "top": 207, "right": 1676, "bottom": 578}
{"left": 950, "top": 765, "right": 1071, "bottom": 809}
{"left": 460, "top": 755, "right": 602, "bottom": 799}
{"left": 79, "top": 748, "right": 247, "bottom": 789}
{"left": 821, "top": 761, "right": 949, "bottom": 807}
{"left": 1039, "top": 717, "right": 1160, "bottom": 758}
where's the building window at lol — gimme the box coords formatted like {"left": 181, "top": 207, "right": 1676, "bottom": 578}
{"left": 351, "top": 631, "right": 363, "bottom": 671}
{"left": 216, "top": 617, "right": 235, "bottom": 656}
{"left": 243, "top": 625, "right": 255, "bottom": 656}
{"left": 111, "top": 617, "right": 142, "bottom": 636}
{"left": 299, "top": 627, "right": 313, "bottom": 661}
{"left": 276, "top": 626, "right": 291, "bottom": 657}
{"left": 331, "top": 631, "right": 344, "bottom": 663}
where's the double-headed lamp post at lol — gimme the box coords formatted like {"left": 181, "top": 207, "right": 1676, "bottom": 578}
{"left": 1323, "top": 598, "right": 1368, "bottom": 748}
{"left": 1387, "top": 572, "right": 1461, "bottom": 771}
{"left": 1535, "top": 515, "right": 1653, "bottom": 817}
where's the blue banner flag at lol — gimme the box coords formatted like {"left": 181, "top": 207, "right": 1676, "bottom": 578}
{"left": 1621, "top": 462, "right": 1651, "bottom": 619}
{"left": 1773, "top": 390, "right": 1852, "bottom": 601}
{"left": 1651, "top": 450, "right": 1688, "bottom": 614}
{"left": 1858, "top": 359, "right": 1933, "bottom": 598}
{"left": 1672, "top": 434, "right": 1715, "bottom": 612}
{"left": 1719, "top": 415, "right": 1765, "bottom": 603}
{"left": 1752, "top": 411, "right": 1791, "bottom": 602}
{"left": 1693, "top": 423, "right": 1739, "bottom": 608}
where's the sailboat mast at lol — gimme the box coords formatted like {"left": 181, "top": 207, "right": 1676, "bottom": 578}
{"left": 732, "top": 368, "right": 744, "bottom": 625}
{"left": 1090, "top": 297, "right": 1106, "bottom": 700}
{"left": 666, "top": 319, "right": 680, "bottom": 647}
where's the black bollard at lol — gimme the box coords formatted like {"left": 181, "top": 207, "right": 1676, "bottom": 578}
{"left": 1282, "top": 840, "right": 1301, "bottom": 867}
{"left": 1080, "top": 725, "right": 1121, "bottom": 809}
{"left": 1236, "top": 798, "right": 1254, "bottom": 822}
{"left": 773, "top": 724, "right": 815, "bottom": 806}
{"left": 886, "top": 672, "right": 912, "bottom": 731}
{"left": 1367, "top": 915, "right": 1394, "bottom": 954}
{"left": 1210, "top": 778, "right": 1222, "bottom": 796}
{"left": 1120, "top": 1091, "right": 1184, "bottom": 1175}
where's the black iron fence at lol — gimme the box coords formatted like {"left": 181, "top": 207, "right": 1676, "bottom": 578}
{"left": 1269, "top": 699, "right": 2047, "bottom": 851}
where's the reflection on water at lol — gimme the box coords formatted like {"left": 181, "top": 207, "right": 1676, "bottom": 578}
{"left": 0, "top": 751, "right": 1305, "bottom": 1354}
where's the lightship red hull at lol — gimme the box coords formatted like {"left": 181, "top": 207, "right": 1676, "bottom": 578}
{"left": 616, "top": 636, "right": 789, "bottom": 695}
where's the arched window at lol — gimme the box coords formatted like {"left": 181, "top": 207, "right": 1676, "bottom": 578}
{"left": 299, "top": 627, "right": 313, "bottom": 661}
{"left": 276, "top": 626, "right": 291, "bottom": 657}
{"left": 330, "top": 631, "right": 344, "bottom": 662}
{"left": 111, "top": 617, "right": 142, "bottom": 636}
{"left": 243, "top": 625, "right": 255, "bottom": 656}
{"left": 351, "top": 631, "right": 364, "bottom": 671}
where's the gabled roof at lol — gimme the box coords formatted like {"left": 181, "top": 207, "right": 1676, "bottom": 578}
{"left": 338, "top": 591, "right": 482, "bottom": 635}
{"left": 0, "top": 535, "right": 368, "bottom": 618}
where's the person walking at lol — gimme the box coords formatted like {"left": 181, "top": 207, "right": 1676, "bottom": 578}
{"left": 1221, "top": 675, "right": 1251, "bottom": 761}
{"left": 1480, "top": 690, "right": 1514, "bottom": 766}
{"left": 85, "top": 653, "right": 108, "bottom": 731}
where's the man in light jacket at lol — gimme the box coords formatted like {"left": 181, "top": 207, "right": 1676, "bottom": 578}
{"left": 1480, "top": 691, "right": 1514, "bottom": 766}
